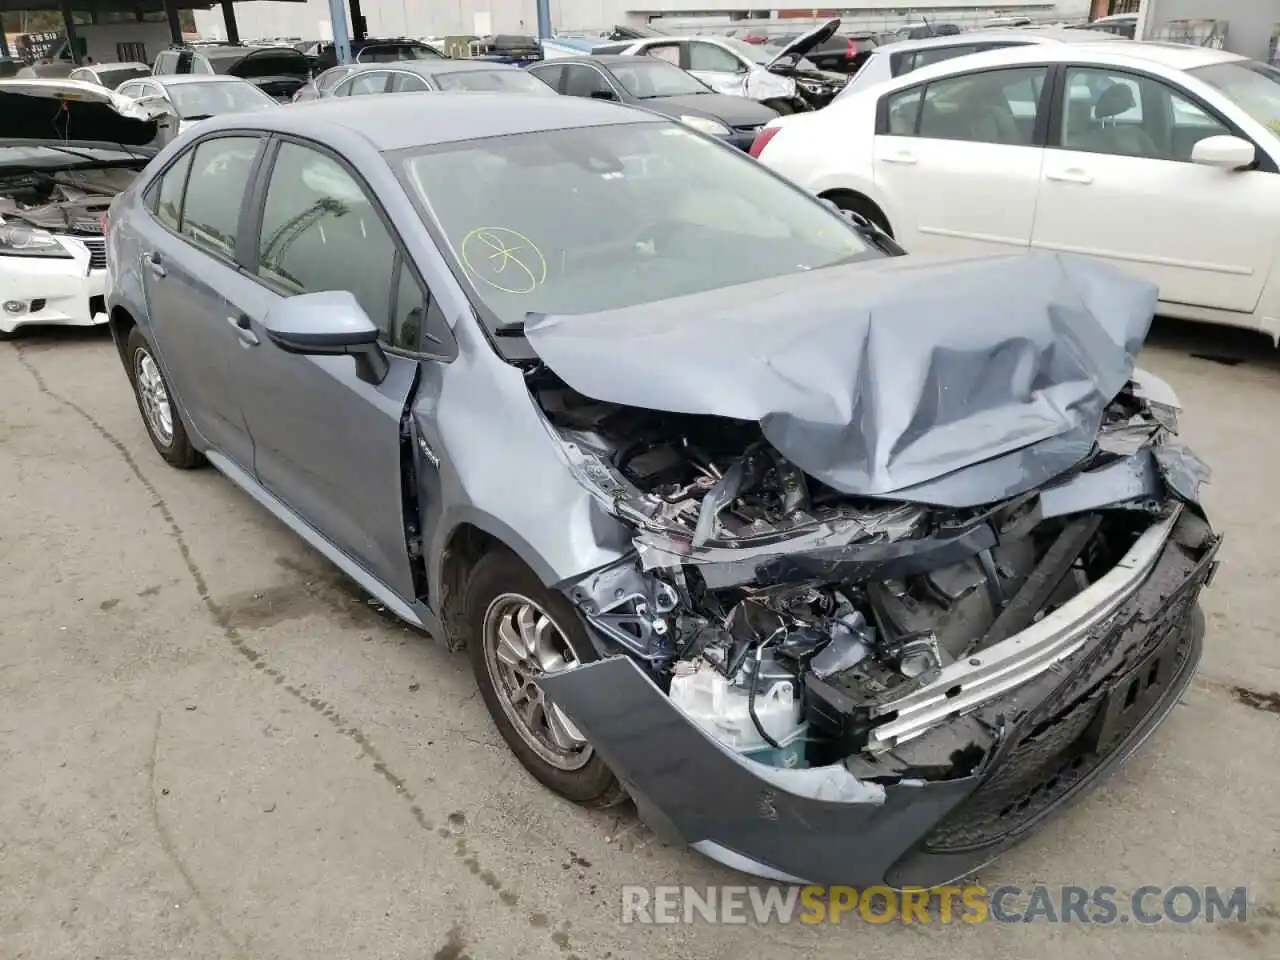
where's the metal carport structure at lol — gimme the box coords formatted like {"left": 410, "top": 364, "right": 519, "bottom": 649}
{"left": 0, "top": 0, "right": 309, "bottom": 61}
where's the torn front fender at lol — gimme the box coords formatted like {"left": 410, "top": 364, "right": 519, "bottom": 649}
{"left": 538, "top": 656, "right": 985, "bottom": 886}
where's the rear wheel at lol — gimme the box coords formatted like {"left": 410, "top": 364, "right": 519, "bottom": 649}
{"left": 126, "top": 327, "right": 202, "bottom": 469}
{"left": 466, "top": 549, "right": 626, "bottom": 807}
{"left": 823, "top": 190, "right": 893, "bottom": 237}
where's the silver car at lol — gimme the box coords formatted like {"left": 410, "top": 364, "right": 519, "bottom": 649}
{"left": 115, "top": 74, "right": 278, "bottom": 134}
{"left": 104, "top": 92, "right": 1218, "bottom": 888}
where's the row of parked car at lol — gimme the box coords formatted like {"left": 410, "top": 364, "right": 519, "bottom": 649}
{"left": 0, "top": 18, "right": 1237, "bottom": 895}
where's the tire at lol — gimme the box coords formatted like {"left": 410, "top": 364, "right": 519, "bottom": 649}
{"left": 465, "top": 548, "right": 627, "bottom": 808}
{"left": 762, "top": 97, "right": 796, "bottom": 116}
{"left": 125, "top": 326, "right": 202, "bottom": 469}
{"left": 825, "top": 191, "right": 893, "bottom": 237}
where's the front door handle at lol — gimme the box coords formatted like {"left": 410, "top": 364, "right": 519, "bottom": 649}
{"left": 1047, "top": 168, "right": 1093, "bottom": 184}
{"left": 143, "top": 252, "right": 166, "bottom": 277}
{"left": 227, "top": 313, "right": 259, "bottom": 347}
{"left": 881, "top": 151, "right": 917, "bottom": 165}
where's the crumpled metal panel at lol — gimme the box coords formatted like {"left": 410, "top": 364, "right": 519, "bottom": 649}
{"left": 524, "top": 252, "right": 1158, "bottom": 508}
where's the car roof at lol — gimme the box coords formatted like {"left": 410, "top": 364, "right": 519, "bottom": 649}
{"left": 82, "top": 62, "right": 150, "bottom": 71}
{"left": 156, "top": 74, "right": 257, "bottom": 86}
{"left": 535, "top": 54, "right": 656, "bottom": 67}
{"left": 343, "top": 59, "right": 522, "bottom": 76}
{"left": 874, "top": 38, "right": 1249, "bottom": 84}
{"left": 196, "top": 90, "right": 663, "bottom": 151}
{"left": 871, "top": 27, "right": 1111, "bottom": 54}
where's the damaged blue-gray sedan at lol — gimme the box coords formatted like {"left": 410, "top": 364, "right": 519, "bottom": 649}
{"left": 104, "top": 92, "right": 1220, "bottom": 889}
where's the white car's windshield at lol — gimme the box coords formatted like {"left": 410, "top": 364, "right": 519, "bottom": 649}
{"left": 1190, "top": 60, "right": 1280, "bottom": 136}
{"left": 398, "top": 121, "right": 875, "bottom": 330}
{"left": 610, "top": 58, "right": 712, "bottom": 97}
{"left": 167, "top": 81, "right": 277, "bottom": 118}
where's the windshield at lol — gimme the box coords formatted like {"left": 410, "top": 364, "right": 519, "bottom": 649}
{"left": 167, "top": 81, "right": 277, "bottom": 118}
{"left": 1189, "top": 60, "right": 1280, "bottom": 136}
{"left": 98, "top": 66, "right": 151, "bottom": 89}
{"left": 433, "top": 69, "right": 557, "bottom": 94}
{"left": 397, "top": 121, "right": 875, "bottom": 331}
{"left": 609, "top": 58, "right": 711, "bottom": 97}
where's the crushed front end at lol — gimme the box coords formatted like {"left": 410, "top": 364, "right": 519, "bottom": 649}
{"left": 534, "top": 369, "right": 1220, "bottom": 886}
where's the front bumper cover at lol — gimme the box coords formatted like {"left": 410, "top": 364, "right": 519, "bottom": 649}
{"left": 540, "top": 513, "right": 1218, "bottom": 888}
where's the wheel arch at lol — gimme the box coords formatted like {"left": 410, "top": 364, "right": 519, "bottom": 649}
{"left": 818, "top": 187, "right": 894, "bottom": 237}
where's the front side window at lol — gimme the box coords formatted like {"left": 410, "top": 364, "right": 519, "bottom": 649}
{"left": 1062, "top": 67, "right": 1231, "bottom": 161}
{"left": 179, "top": 137, "right": 259, "bottom": 258}
{"left": 888, "top": 66, "right": 1047, "bottom": 145}
{"left": 256, "top": 142, "right": 398, "bottom": 338}
{"left": 397, "top": 121, "right": 876, "bottom": 334}
{"left": 688, "top": 41, "right": 743, "bottom": 74}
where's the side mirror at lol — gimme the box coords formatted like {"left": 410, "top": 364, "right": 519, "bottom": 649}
{"left": 1190, "top": 134, "right": 1255, "bottom": 170}
{"left": 262, "top": 290, "right": 389, "bottom": 384}
{"left": 589, "top": 88, "right": 617, "bottom": 100}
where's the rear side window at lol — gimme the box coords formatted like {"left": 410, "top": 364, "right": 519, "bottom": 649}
{"left": 880, "top": 66, "right": 1048, "bottom": 146}
{"left": 153, "top": 151, "right": 193, "bottom": 230}
{"left": 891, "top": 44, "right": 976, "bottom": 77}
{"left": 179, "top": 137, "right": 260, "bottom": 259}
{"left": 530, "top": 63, "right": 565, "bottom": 92}
{"left": 340, "top": 72, "right": 389, "bottom": 96}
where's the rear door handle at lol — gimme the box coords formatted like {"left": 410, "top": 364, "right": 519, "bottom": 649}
{"left": 1047, "top": 168, "right": 1093, "bottom": 184}
{"left": 143, "top": 252, "right": 166, "bottom": 277}
{"left": 227, "top": 313, "right": 260, "bottom": 347}
{"left": 881, "top": 151, "right": 917, "bottom": 165}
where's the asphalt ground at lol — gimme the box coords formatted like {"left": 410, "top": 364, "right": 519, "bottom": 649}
{"left": 1, "top": 318, "right": 1277, "bottom": 959}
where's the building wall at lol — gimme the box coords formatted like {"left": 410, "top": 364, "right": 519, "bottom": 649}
{"left": 1138, "top": 0, "right": 1276, "bottom": 60}
{"left": 195, "top": 0, "right": 1090, "bottom": 42}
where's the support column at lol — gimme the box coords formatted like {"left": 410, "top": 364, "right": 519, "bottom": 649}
{"left": 536, "top": 0, "right": 550, "bottom": 38}
{"left": 326, "top": 0, "right": 351, "bottom": 64}
{"left": 163, "top": 0, "right": 182, "bottom": 44}
{"left": 348, "top": 0, "right": 365, "bottom": 41}
{"left": 60, "top": 0, "right": 83, "bottom": 65}
{"left": 221, "top": 0, "right": 240, "bottom": 43}
{"left": 0, "top": 15, "right": 9, "bottom": 59}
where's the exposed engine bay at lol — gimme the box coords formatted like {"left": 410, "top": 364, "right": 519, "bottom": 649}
{"left": 530, "top": 364, "right": 1211, "bottom": 777}
{"left": 0, "top": 167, "right": 134, "bottom": 233}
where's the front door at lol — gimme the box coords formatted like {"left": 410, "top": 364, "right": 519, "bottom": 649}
{"left": 683, "top": 40, "right": 747, "bottom": 97}
{"left": 230, "top": 138, "right": 425, "bottom": 600}
{"left": 873, "top": 64, "right": 1048, "bottom": 257}
{"left": 139, "top": 135, "right": 264, "bottom": 470}
{"left": 1031, "top": 66, "right": 1276, "bottom": 314}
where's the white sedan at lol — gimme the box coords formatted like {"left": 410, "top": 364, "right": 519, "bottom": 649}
{"left": 755, "top": 41, "right": 1280, "bottom": 337}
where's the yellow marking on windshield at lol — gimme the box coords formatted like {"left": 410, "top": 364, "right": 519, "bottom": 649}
{"left": 460, "top": 227, "right": 548, "bottom": 294}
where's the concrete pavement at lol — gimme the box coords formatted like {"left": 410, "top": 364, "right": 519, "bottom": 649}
{"left": 1, "top": 320, "right": 1277, "bottom": 959}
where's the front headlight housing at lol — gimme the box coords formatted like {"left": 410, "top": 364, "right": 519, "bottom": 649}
{"left": 0, "top": 223, "right": 73, "bottom": 258}
{"left": 679, "top": 115, "right": 732, "bottom": 137}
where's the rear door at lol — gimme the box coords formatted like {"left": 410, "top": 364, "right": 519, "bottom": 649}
{"left": 229, "top": 138, "right": 428, "bottom": 599}
{"left": 872, "top": 63, "right": 1049, "bottom": 257}
{"left": 136, "top": 135, "right": 265, "bottom": 469}
{"left": 1030, "top": 65, "right": 1277, "bottom": 314}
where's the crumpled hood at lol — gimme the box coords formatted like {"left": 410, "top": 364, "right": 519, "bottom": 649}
{"left": 767, "top": 17, "right": 841, "bottom": 70}
{"left": 524, "top": 252, "right": 1158, "bottom": 508}
{"left": 0, "top": 79, "right": 162, "bottom": 148}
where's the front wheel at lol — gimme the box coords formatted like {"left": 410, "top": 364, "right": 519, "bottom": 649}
{"left": 465, "top": 549, "right": 626, "bottom": 807}
{"left": 761, "top": 97, "right": 797, "bottom": 115}
{"left": 126, "top": 327, "right": 202, "bottom": 469}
